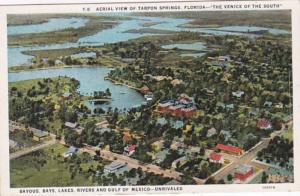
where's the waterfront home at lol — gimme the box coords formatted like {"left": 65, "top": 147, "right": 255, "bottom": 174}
{"left": 216, "top": 143, "right": 243, "bottom": 156}
{"left": 257, "top": 118, "right": 272, "bottom": 130}
{"left": 234, "top": 165, "right": 253, "bottom": 181}
{"left": 63, "top": 146, "right": 78, "bottom": 158}
{"left": 62, "top": 92, "right": 72, "bottom": 100}
{"left": 139, "top": 86, "right": 150, "bottom": 94}
{"left": 209, "top": 152, "right": 224, "bottom": 164}
{"left": 32, "top": 129, "right": 49, "bottom": 141}
{"left": 207, "top": 127, "right": 217, "bottom": 137}
{"left": 144, "top": 92, "right": 153, "bottom": 101}
{"left": 171, "top": 156, "right": 187, "bottom": 169}
{"left": 123, "top": 144, "right": 136, "bottom": 156}
{"left": 104, "top": 161, "right": 126, "bottom": 173}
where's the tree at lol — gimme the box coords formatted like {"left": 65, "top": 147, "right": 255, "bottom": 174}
{"left": 181, "top": 174, "right": 196, "bottom": 185}
{"left": 262, "top": 171, "right": 268, "bottom": 183}
{"left": 227, "top": 174, "right": 233, "bottom": 181}
{"left": 205, "top": 177, "right": 216, "bottom": 184}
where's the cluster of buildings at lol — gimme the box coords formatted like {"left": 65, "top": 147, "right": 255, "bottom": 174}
{"left": 157, "top": 94, "right": 197, "bottom": 118}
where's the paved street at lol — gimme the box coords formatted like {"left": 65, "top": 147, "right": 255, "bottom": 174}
{"left": 10, "top": 138, "right": 57, "bottom": 160}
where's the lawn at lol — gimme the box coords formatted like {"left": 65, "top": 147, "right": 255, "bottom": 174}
{"left": 283, "top": 126, "right": 293, "bottom": 141}
{"left": 10, "top": 143, "right": 107, "bottom": 187}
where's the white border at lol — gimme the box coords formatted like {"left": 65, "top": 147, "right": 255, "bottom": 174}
{"left": 1, "top": 0, "right": 300, "bottom": 195}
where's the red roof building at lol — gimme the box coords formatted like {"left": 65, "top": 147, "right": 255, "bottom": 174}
{"left": 234, "top": 165, "right": 253, "bottom": 181}
{"left": 123, "top": 144, "right": 136, "bottom": 156}
{"left": 209, "top": 152, "right": 224, "bottom": 164}
{"left": 257, "top": 118, "right": 272, "bottom": 130}
{"left": 216, "top": 144, "right": 243, "bottom": 155}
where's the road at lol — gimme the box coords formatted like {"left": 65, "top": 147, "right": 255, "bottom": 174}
{"left": 212, "top": 121, "right": 292, "bottom": 181}
{"left": 82, "top": 146, "right": 206, "bottom": 184}
{"left": 9, "top": 121, "right": 57, "bottom": 160}
{"left": 10, "top": 137, "right": 57, "bottom": 160}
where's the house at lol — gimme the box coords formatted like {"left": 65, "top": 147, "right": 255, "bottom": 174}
{"left": 225, "top": 104, "right": 234, "bottom": 110}
{"left": 170, "top": 140, "right": 185, "bottom": 150}
{"left": 9, "top": 139, "right": 22, "bottom": 149}
{"left": 209, "top": 152, "right": 224, "bottom": 164}
{"left": 170, "top": 79, "right": 183, "bottom": 86}
{"left": 207, "top": 127, "right": 217, "bottom": 137}
{"left": 218, "top": 56, "right": 231, "bottom": 62}
{"left": 156, "top": 117, "right": 168, "bottom": 126}
{"left": 178, "top": 93, "right": 193, "bottom": 104}
{"left": 151, "top": 140, "right": 164, "bottom": 151}
{"left": 140, "top": 86, "right": 150, "bottom": 94}
{"left": 232, "top": 91, "right": 244, "bottom": 98}
{"left": 234, "top": 165, "right": 253, "bottom": 181}
{"left": 248, "top": 108, "right": 259, "bottom": 116}
{"left": 64, "top": 122, "right": 83, "bottom": 134}
{"left": 216, "top": 143, "right": 243, "bottom": 156}
{"left": 63, "top": 146, "right": 78, "bottom": 158}
{"left": 62, "top": 92, "right": 72, "bottom": 100}
{"left": 95, "top": 127, "right": 112, "bottom": 134}
{"left": 257, "top": 118, "right": 272, "bottom": 130}
{"left": 144, "top": 92, "right": 153, "bottom": 101}
{"left": 64, "top": 121, "right": 78, "bottom": 129}
{"left": 171, "top": 156, "right": 187, "bottom": 168}
{"left": 264, "top": 101, "right": 273, "bottom": 107}
{"left": 32, "top": 129, "right": 49, "bottom": 141}
{"left": 123, "top": 144, "right": 136, "bottom": 156}
{"left": 183, "top": 124, "right": 193, "bottom": 134}
{"left": 104, "top": 161, "right": 126, "bottom": 173}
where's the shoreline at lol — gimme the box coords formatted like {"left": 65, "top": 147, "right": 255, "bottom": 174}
{"left": 104, "top": 76, "right": 141, "bottom": 92}
{"left": 8, "top": 64, "right": 114, "bottom": 73}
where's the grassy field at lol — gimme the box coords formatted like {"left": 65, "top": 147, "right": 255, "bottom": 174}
{"left": 10, "top": 143, "right": 110, "bottom": 187}
{"left": 283, "top": 126, "right": 293, "bottom": 141}
{"left": 136, "top": 10, "right": 291, "bottom": 30}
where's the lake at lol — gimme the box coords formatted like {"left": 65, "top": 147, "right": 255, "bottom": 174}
{"left": 8, "top": 67, "right": 146, "bottom": 111}
{"left": 7, "top": 17, "right": 89, "bottom": 35}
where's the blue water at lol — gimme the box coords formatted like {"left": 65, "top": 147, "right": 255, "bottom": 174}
{"left": 7, "top": 15, "right": 290, "bottom": 67}
{"left": 8, "top": 67, "right": 145, "bottom": 111}
{"left": 162, "top": 42, "right": 206, "bottom": 50}
{"left": 71, "top": 52, "right": 96, "bottom": 58}
{"left": 7, "top": 17, "right": 88, "bottom": 35}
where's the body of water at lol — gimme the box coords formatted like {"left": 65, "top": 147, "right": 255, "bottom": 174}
{"left": 7, "top": 14, "right": 291, "bottom": 110}
{"left": 7, "top": 17, "right": 89, "bottom": 35}
{"left": 9, "top": 67, "right": 145, "bottom": 111}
